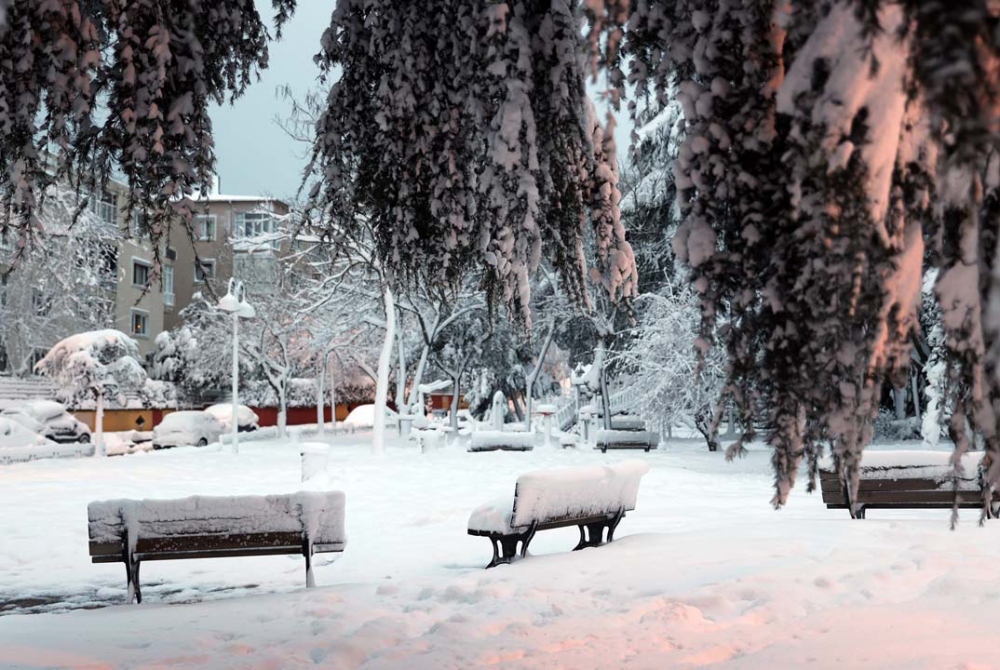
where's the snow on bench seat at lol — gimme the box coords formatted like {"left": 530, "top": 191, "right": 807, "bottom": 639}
{"left": 818, "top": 450, "right": 997, "bottom": 519}
{"left": 468, "top": 430, "right": 535, "bottom": 452}
{"left": 818, "top": 451, "right": 983, "bottom": 489}
{"left": 595, "top": 429, "right": 658, "bottom": 453}
{"left": 468, "top": 460, "right": 650, "bottom": 567}
{"left": 88, "top": 491, "right": 346, "bottom": 602}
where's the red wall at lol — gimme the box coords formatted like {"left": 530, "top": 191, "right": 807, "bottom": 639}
{"left": 249, "top": 403, "right": 361, "bottom": 428}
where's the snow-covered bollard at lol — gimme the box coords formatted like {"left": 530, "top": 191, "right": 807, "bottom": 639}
{"left": 398, "top": 413, "right": 413, "bottom": 438}
{"left": 535, "top": 403, "right": 557, "bottom": 448}
{"left": 300, "top": 443, "right": 330, "bottom": 483}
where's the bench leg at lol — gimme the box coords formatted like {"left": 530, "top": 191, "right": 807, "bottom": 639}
{"left": 607, "top": 509, "right": 625, "bottom": 542}
{"left": 574, "top": 510, "right": 626, "bottom": 551}
{"left": 122, "top": 531, "right": 142, "bottom": 604}
{"left": 124, "top": 554, "right": 141, "bottom": 604}
{"left": 303, "top": 537, "right": 315, "bottom": 588}
{"left": 484, "top": 523, "right": 537, "bottom": 569}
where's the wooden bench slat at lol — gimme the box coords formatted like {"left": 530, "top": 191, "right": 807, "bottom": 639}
{"left": 818, "top": 477, "right": 977, "bottom": 494}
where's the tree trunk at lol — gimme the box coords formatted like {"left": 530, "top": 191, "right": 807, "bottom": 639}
{"left": 450, "top": 376, "right": 461, "bottom": 431}
{"left": 95, "top": 391, "right": 105, "bottom": 456}
{"left": 329, "top": 363, "right": 337, "bottom": 428}
{"left": 277, "top": 377, "right": 288, "bottom": 438}
{"left": 599, "top": 353, "right": 612, "bottom": 431}
{"left": 893, "top": 387, "right": 907, "bottom": 421}
{"left": 316, "top": 356, "right": 325, "bottom": 436}
{"left": 910, "top": 369, "right": 921, "bottom": 421}
{"left": 524, "top": 323, "right": 555, "bottom": 432}
{"left": 395, "top": 317, "right": 407, "bottom": 433}
{"left": 694, "top": 411, "right": 718, "bottom": 452}
{"left": 373, "top": 286, "right": 396, "bottom": 455}
{"left": 512, "top": 394, "right": 525, "bottom": 423}
{"left": 406, "top": 344, "right": 430, "bottom": 407}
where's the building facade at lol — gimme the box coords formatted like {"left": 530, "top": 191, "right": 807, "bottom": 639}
{"left": 163, "top": 194, "right": 289, "bottom": 332}
{"left": 0, "top": 176, "right": 286, "bottom": 376}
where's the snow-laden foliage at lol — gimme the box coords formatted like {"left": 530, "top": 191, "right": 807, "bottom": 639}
{"left": 306, "top": 0, "right": 637, "bottom": 322}
{"left": 620, "top": 282, "right": 725, "bottom": 451}
{"left": 35, "top": 330, "right": 146, "bottom": 409}
{"left": 0, "top": 0, "right": 295, "bottom": 268}
{"left": 612, "top": 0, "right": 1000, "bottom": 514}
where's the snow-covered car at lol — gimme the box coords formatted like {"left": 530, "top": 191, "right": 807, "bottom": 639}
{"left": 0, "top": 417, "right": 92, "bottom": 464}
{"left": 203, "top": 404, "right": 260, "bottom": 433}
{"left": 344, "top": 404, "right": 399, "bottom": 429}
{"left": 152, "top": 411, "right": 224, "bottom": 449}
{"left": 0, "top": 401, "right": 91, "bottom": 444}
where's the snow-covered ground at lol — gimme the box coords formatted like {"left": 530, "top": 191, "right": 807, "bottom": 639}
{"left": 1, "top": 434, "right": 999, "bottom": 669}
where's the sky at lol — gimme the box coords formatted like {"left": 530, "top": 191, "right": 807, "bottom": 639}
{"left": 210, "top": 1, "right": 632, "bottom": 201}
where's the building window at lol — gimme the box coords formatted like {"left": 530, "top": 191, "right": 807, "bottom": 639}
{"left": 133, "top": 260, "right": 151, "bottom": 288}
{"left": 236, "top": 212, "right": 276, "bottom": 238}
{"left": 89, "top": 191, "right": 118, "bottom": 226}
{"left": 163, "top": 266, "right": 175, "bottom": 307}
{"left": 32, "top": 290, "right": 51, "bottom": 317}
{"left": 194, "top": 259, "right": 216, "bottom": 283}
{"left": 197, "top": 215, "right": 216, "bottom": 241}
{"left": 131, "top": 310, "right": 149, "bottom": 338}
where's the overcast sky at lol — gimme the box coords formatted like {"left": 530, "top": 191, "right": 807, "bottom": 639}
{"left": 209, "top": 1, "right": 631, "bottom": 201}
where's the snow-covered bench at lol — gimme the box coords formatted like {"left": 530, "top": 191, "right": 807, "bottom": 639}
{"left": 610, "top": 416, "right": 647, "bottom": 431}
{"left": 595, "top": 429, "right": 658, "bottom": 453}
{"left": 468, "top": 430, "right": 535, "bottom": 452}
{"left": 467, "top": 460, "right": 650, "bottom": 568}
{"left": 819, "top": 451, "right": 999, "bottom": 519}
{"left": 87, "top": 491, "right": 347, "bottom": 603}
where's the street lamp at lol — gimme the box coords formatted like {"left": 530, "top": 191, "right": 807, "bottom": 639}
{"left": 218, "top": 278, "right": 255, "bottom": 454}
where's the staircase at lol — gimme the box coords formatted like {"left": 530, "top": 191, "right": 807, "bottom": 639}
{"left": 552, "top": 381, "right": 640, "bottom": 431}
{"left": 0, "top": 375, "right": 58, "bottom": 410}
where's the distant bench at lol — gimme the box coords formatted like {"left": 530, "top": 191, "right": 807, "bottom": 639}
{"left": 595, "top": 429, "right": 658, "bottom": 453}
{"left": 467, "top": 460, "right": 649, "bottom": 568}
{"left": 819, "top": 451, "right": 999, "bottom": 519}
{"left": 88, "top": 491, "right": 347, "bottom": 603}
{"left": 468, "top": 430, "right": 535, "bottom": 453}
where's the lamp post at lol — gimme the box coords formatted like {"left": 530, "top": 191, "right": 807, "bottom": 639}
{"left": 218, "top": 278, "right": 255, "bottom": 454}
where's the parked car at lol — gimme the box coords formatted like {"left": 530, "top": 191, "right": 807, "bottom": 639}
{"left": 0, "top": 417, "right": 92, "bottom": 464}
{"left": 203, "top": 404, "right": 260, "bottom": 433}
{"left": 344, "top": 404, "right": 399, "bottom": 429}
{"left": 0, "top": 400, "right": 91, "bottom": 444}
{"left": 152, "top": 411, "right": 224, "bottom": 449}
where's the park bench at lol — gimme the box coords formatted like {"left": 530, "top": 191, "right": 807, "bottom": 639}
{"left": 468, "top": 430, "right": 535, "bottom": 452}
{"left": 819, "top": 450, "right": 999, "bottom": 519}
{"left": 87, "top": 491, "right": 347, "bottom": 604}
{"left": 467, "top": 460, "right": 649, "bottom": 568}
{"left": 595, "top": 429, "right": 658, "bottom": 453}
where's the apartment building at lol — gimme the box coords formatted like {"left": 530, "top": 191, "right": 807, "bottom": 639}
{"left": 163, "top": 191, "right": 289, "bottom": 331}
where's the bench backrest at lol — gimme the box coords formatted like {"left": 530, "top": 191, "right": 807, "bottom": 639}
{"left": 511, "top": 460, "right": 649, "bottom": 528}
{"left": 88, "top": 491, "right": 346, "bottom": 559}
{"left": 818, "top": 451, "right": 985, "bottom": 505}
